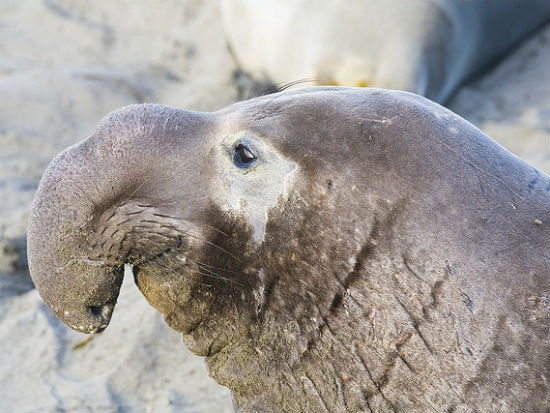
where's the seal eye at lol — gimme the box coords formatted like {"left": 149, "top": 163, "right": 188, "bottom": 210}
{"left": 233, "top": 144, "right": 257, "bottom": 168}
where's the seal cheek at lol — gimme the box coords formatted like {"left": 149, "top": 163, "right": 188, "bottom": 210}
{"left": 133, "top": 264, "right": 212, "bottom": 335}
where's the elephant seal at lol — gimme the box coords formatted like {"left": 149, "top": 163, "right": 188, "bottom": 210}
{"left": 222, "top": 0, "right": 549, "bottom": 103}
{"left": 28, "top": 87, "right": 549, "bottom": 412}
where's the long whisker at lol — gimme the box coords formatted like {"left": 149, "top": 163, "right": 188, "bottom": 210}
{"left": 136, "top": 193, "right": 209, "bottom": 209}
{"left": 122, "top": 176, "right": 150, "bottom": 202}
{"left": 127, "top": 208, "right": 152, "bottom": 216}
{"left": 159, "top": 242, "right": 236, "bottom": 273}
{"left": 161, "top": 250, "right": 240, "bottom": 285}
{"left": 131, "top": 229, "right": 240, "bottom": 277}
{"left": 153, "top": 253, "right": 227, "bottom": 286}
{"left": 144, "top": 253, "right": 213, "bottom": 287}
{"left": 176, "top": 260, "right": 236, "bottom": 284}
{"left": 262, "top": 78, "right": 318, "bottom": 95}
{"left": 183, "top": 253, "right": 238, "bottom": 274}
{"left": 152, "top": 213, "right": 229, "bottom": 238}
{"left": 159, "top": 224, "right": 242, "bottom": 262}
{"left": 144, "top": 231, "right": 238, "bottom": 273}
{"left": 258, "top": 78, "right": 318, "bottom": 114}
{"left": 130, "top": 229, "right": 237, "bottom": 278}
{"left": 129, "top": 234, "right": 233, "bottom": 284}
{"left": 125, "top": 197, "right": 231, "bottom": 240}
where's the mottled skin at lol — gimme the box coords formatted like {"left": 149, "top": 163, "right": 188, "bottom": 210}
{"left": 28, "top": 87, "right": 549, "bottom": 412}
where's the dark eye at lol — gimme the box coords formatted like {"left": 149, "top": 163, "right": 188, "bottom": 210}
{"left": 233, "top": 144, "right": 257, "bottom": 168}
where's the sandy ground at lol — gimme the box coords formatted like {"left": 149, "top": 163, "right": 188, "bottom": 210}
{"left": 0, "top": 1, "right": 548, "bottom": 412}
{"left": 449, "top": 28, "right": 550, "bottom": 173}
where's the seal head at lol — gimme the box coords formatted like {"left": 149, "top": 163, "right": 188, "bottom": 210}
{"left": 28, "top": 87, "right": 550, "bottom": 412}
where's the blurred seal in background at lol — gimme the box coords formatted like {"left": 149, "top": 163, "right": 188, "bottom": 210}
{"left": 222, "top": 0, "right": 549, "bottom": 103}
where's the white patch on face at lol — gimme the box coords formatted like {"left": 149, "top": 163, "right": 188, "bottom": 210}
{"left": 207, "top": 132, "right": 297, "bottom": 243}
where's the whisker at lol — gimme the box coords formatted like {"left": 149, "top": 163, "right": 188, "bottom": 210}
{"left": 129, "top": 232, "right": 238, "bottom": 285}
{"left": 130, "top": 230, "right": 234, "bottom": 277}
{"left": 179, "top": 261, "right": 235, "bottom": 284}
{"left": 124, "top": 176, "right": 150, "bottom": 201}
{"left": 131, "top": 229, "right": 239, "bottom": 276}
{"left": 152, "top": 213, "right": 229, "bottom": 238}
{"left": 258, "top": 78, "right": 318, "bottom": 114}
{"left": 140, "top": 219, "right": 163, "bottom": 225}
{"left": 127, "top": 209, "right": 150, "bottom": 216}
{"left": 132, "top": 247, "right": 213, "bottom": 287}
{"left": 183, "top": 254, "right": 237, "bottom": 274}
{"left": 155, "top": 251, "right": 226, "bottom": 287}
{"left": 160, "top": 224, "right": 242, "bottom": 262}
{"left": 261, "top": 78, "right": 317, "bottom": 95}
{"left": 181, "top": 264, "right": 236, "bottom": 284}
{"left": 141, "top": 232, "right": 223, "bottom": 266}
{"left": 136, "top": 194, "right": 209, "bottom": 210}
{"left": 161, "top": 250, "right": 239, "bottom": 285}
{"left": 102, "top": 205, "right": 118, "bottom": 225}
{"left": 151, "top": 254, "right": 213, "bottom": 287}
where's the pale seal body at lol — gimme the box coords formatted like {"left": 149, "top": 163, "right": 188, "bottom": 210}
{"left": 222, "top": 0, "right": 549, "bottom": 102}
{"left": 28, "top": 87, "right": 549, "bottom": 412}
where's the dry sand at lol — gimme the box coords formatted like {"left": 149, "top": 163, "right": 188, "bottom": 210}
{"left": 0, "top": 1, "right": 548, "bottom": 411}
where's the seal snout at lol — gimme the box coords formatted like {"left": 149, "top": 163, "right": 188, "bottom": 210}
{"left": 55, "top": 301, "right": 116, "bottom": 335}
{"left": 37, "top": 264, "right": 125, "bottom": 334}
{"left": 57, "top": 304, "right": 115, "bottom": 335}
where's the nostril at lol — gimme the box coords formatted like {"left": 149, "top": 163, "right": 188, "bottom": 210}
{"left": 85, "top": 304, "right": 115, "bottom": 334}
{"left": 88, "top": 305, "right": 103, "bottom": 317}
{"left": 86, "top": 304, "right": 114, "bottom": 321}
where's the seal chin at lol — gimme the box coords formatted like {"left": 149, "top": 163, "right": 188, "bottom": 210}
{"left": 182, "top": 324, "right": 230, "bottom": 358}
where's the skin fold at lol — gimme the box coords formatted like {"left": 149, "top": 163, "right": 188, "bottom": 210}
{"left": 28, "top": 87, "right": 550, "bottom": 412}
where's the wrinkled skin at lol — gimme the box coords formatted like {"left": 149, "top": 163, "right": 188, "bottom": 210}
{"left": 28, "top": 87, "right": 550, "bottom": 412}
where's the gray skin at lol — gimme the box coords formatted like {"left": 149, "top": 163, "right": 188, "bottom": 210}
{"left": 28, "top": 87, "right": 549, "bottom": 412}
